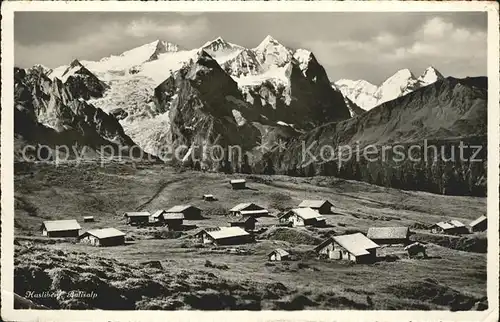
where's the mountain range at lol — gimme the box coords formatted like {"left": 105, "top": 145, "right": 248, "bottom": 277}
{"left": 333, "top": 66, "right": 445, "bottom": 111}
{"left": 13, "top": 36, "right": 487, "bottom": 195}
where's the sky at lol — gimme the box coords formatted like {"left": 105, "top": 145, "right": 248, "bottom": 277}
{"left": 14, "top": 12, "right": 487, "bottom": 85}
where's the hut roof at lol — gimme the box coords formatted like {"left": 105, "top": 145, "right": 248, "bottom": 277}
{"left": 163, "top": 213, "right": 185, "bottom": 220}
{"left": 230, "top": 203, "right": 265, "bottom": 212}
{"left": 165, "top": 205, "right": 199, "bottom": 213}
{"left": 124, "top": 212, "right": 150, "bottom": 218}
{"left": 151, "top": 210, "right": 166, "bottom": 218}
{"left": 283, "top": 208, "right": 325, "bottom": 221}
{"left": 42, "top": 219, "right": 81, "bottom": 232}
{"left": 333, "top": 233, "right": 379, "bottom": 256}
{"left": 449, "top": 220, "right": 466, "bottom": 228}
{"left": 240, "top": 209, "right": 269, "bottom": 216}
{"left": 434, "top": 220, "right": 465, "bottom": 230}
{"left": 469, "top": 215, "right": 487, "bottom": 228}
{"left": 80, "top": 228, "right": 125, "bottom": 240}
{"left": 367, "top": 227, "right": 409, "bottom": 240}
{"left": 83, "top": 216, "right": 94, "bottom": 219}
{"left": 230, "top": 179, "right": 246, "bottom": 184}
{"left": 203, "top": 227, "right": 249, "bottom": 240}
{"left": 268, "top": 248, "right": 289, "bottom": 257}
{"left": 298, "top": 200, "right": 332, "bottom": 208}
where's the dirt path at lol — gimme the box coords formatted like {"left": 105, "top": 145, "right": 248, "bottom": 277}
{"left": 135, "top": 177, "right": 186, "bottom": 211}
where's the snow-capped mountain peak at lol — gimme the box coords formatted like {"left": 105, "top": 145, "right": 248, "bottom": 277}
{"left": 202, "top": 37, "right": 241, "bottom": 51}
{"left": 222, "top": 48, "right": 263, "bottom": 77}
{"left": 417, "top": 66, "right": 444, "bottom": 86}
{"left": 59, "top": 59, "right": 84, "bottom": 82}
{"left": 200, "top": 37, "right": 244, "bottom": 64}
{"left": 293, "top": 48, "right": 314, "bottom": 72}
{"left": 334, "top": 66, "right": 444, "bottom": 111}
{"left": 30, "top": 64, "right": 52, "bottom": 75}
{"left": 254, "top": 35, "right": 292, "bottom": 68}
{"left": 255, "top": 35, "right": 286, "bottom": 52}
{"left": 382, "top": 68, "right": 416, "bottom": 85}
{"left": 69, "top": 59, "right": 83, "bottom": 68}
{"left": 375, "top": 68, "right": 418, "bottom": 99}
{"left": 147, "top": 40, "right": 180, "bottom": 61}
{"left": 336, "top": 79, "right": 378, "bottom": 93}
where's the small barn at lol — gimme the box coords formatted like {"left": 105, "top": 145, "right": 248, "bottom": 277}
{"left": 278, "top": 208, "right": 326, "bottom": 227}
{"left": 431, "top": 220, "right": 469, "bottom": 235}
{"left": 150, "top": 210, "right": 166, "bottom": 225}
{"left": 229, "top": 203, "right": 269, "bottom": 217}
{"left": 230, "top": 179, "right": 246, "bottom": 190}
{"left": 41, "top": 219, "right": 81, "bottom": 238}
{"left": 229, "top": 216, "right": 257, "bottom": 231}
{"left": 124, "top": 212, "right": 150, "bottom": 226}
{"left": 469, "top": 215, "right": 487, "bottom": 232}
{"left": 203, "top": 194, "right": 217, "bottom": 201}
{"left": 165, "top": 205, "right": 202, "bottom": 220}
{"left": 83, "top": 216, "right": 94, "bottom": 223}
{"left": 268, "top": 248, "right": 290, "bottom": 261}
{"left": 78, "top": 228, "right": 125, "bottom": 247}
{"left": 163, "top": 212, "right": 184, "bottom": 231}
{"left": 314, "top": 233, "right": 379, "bottom": 264}
{"left": 367, "top": 227, "right": 410, "bottom": 245}
{"left": 195, "top": 227, "right": 253, "bottom": 246}
{"left": 298, "top": 200, "right": 333, "bottom": 214}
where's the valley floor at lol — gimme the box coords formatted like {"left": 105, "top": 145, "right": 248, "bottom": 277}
{"left": 13, "top": 162, "right": 488, "bottom": 310}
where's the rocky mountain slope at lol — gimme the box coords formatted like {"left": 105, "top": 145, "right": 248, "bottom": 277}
{"left": 269, "top": 76, "right": 487, "bottom": 196}
{"left": 335, "top": 66, "right": 445, "bottom": 111}
{"left": 14, "top": 66, "right": 143, "bottom": 160}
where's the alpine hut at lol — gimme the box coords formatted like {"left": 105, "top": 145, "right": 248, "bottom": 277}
{"left": 469, "top": 215, "right": 487, "bottom": 232}
{"left": 163, "top": 212, "right": 184, "bottom": 231}
{"left": 41, "top": 219, "right": 81, "bottom": 238}
{"left": 268, "top": 248, "right": 290, "bottom": 261}
{"left": 165, "top": 205, "right": 202, "bottom": 220}
{"left": 431, "top": 220, "right": 469, "bottom": 235}
{"left": 278, "top": 208, "right": 326, "bottom": 227}
{"left": 83, "top": 216, "right": 95, "bottom": 223}
{"left": 124, "top": 212, "right": 150, "bottom": 226}
{"left": 229, "top": 203, "right": 269, "bottom": 217}
{"left": 229, "top": 216, "right": 258, "bottom": 231}
{"left": 230, "top": 179, "right": 246, "bottom": 190}
{"left": 203, "top": 194, "right": 217, "bottom": 201}
{"left": 78, "top": 228, "right": 125, "bottom": 247}
{"left": 314, "top": 233, "right": 379, "bottom": 264}
{"left": 195, "top": 227, "right": 253, "bottom": 246}
{"left": 367, "top": 227, "right": 410, "bottom": 245}
{"left": 298, "top": 200, "right": 333, "bottom": 214}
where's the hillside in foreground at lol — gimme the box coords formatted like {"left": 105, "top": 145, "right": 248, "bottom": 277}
{"left": 14, "top": 162, "right": 487, "bottom": 310}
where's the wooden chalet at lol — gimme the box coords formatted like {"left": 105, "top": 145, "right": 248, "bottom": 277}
{"left": 278, "top": 208, "right": 326, "bottom": 227}
{"left": 315, "top": 233, "right": 379, "bottom": 264}
{"left": 78, "top": 228, "right": 125, "bottom": 247}
{"left": 41, "top": 219, "right": 81, "bottom": 238}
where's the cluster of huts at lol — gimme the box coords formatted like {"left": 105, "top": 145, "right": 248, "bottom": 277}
{"left": 39, "top": 177, "right": 487, "bottom": 264}
{"left": 40, "top": 219, "right": 126, "bottom": 247}
{"left": 430, "top": 215, "right": 487, "bottom": 235}
{"left": 123, "top": 204, "right": 203, "bottom": 229}
{"left": 265, "top": 227, "right": 428, "bottom": 263}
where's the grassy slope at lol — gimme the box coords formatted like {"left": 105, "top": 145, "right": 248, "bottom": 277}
{"left": 14, "top": 162, "right": 487, "bottom": 310}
